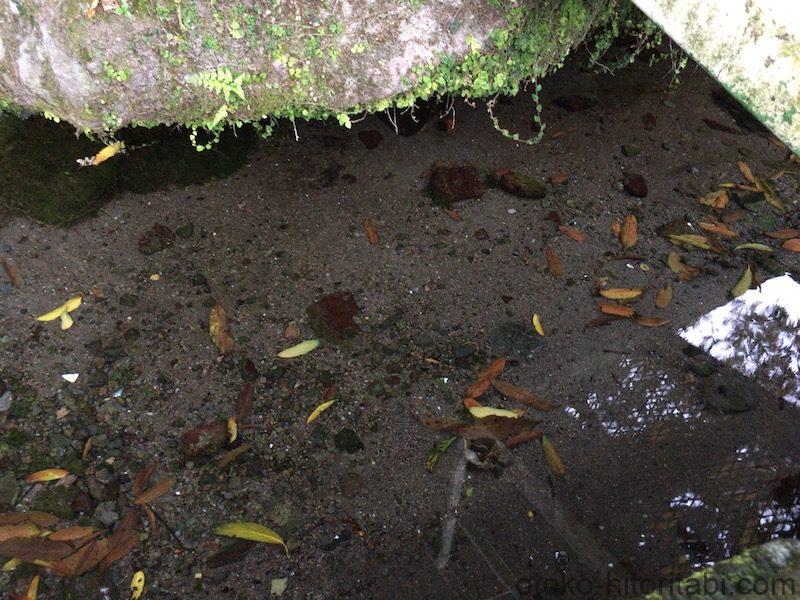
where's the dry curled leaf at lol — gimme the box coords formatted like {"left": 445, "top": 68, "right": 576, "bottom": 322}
{"left": 463, "top": 398, "right": 523, "bottom": 419}
{"left": 492, "top": 380, "right": 553, "bottom": 411}
{"left": 655, "top": 283, "right": 672, "bottom": 309}
{"left": 782, "top": 239, "right": 800, "bottom": 252}
{"left": 209, "top": 304, "right": 235, "bottom": 355}
{"left": 544, "top": 245, "right": 564, "bottom": 276}
{"left": 620, "top": 214, "right": 637, "bottom": 249}
{"left": 532, "top": 313, "right": 545, "bottom": 336}
{"left": 465, "top": 356, "right": 506, "bottom": 399}
{"left": 363, "top": 218, "right": 379, "bottom": 245}
{"left": 699, "top": 189, "right": 729, "bottom": 208}
{"left": 596, "top": 300, "right": 635, "bottom": 318}
{"left": 133, "top": 477, "right": 175, "bottom": 505}
{"left": 699, "top": 222, "right": 737, "bottom": 238}
{"left": 541, "top": 435, "right": 565, "bottom": 477}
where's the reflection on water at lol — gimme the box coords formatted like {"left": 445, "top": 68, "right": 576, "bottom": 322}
{"left": 680, "top": 275, "right": 800, "bottom": 406}
{"left": 760, "top": 472, "right": 800, "bottom": 539}
{"left": 567, "top": 357, "right": 699, "bottom": 437}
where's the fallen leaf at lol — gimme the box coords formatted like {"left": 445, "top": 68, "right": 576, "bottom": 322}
{"left": 755, "top": 177, "right": 786, "bottom": 211}
{"left": 25, "top": 574, "right": 39, "bottom": 600}
{"left": 734, "top": 243, "right": 773, "bottom": 253}
{"left": 541, "top": 436, "right": 565, "bottom": 477}
{"left": 36, "top": 295, "right": 82, "bottom": 330}
{"left": 306, "top": 399, "right": 336, "bottom": 425}
{"left": 214, "top": 522, "right": 288, "bottom": 554}
{"left": 130, "top": 570, "right": 145, "bottom": 600}
{"left": 655, "top": 283, "right": 672, "bottom": 309}
{"left": 216, "top": 443, "right": 252, "bottom": 469}
{"left": 421, "top": 416, "right": 542, "bottom": 444}
{"left": 48, "top": 538, "right": 108, "bottom": 577}
{"left": 549, "top": 172, "right": 568, "bottom": 185}
{"left": 3, "top": 557, "right": 21, "bottom": 572}
{"left": 0, "top": 524, "right": 40, "bottom": 542}
{"left": 132, "top": 464, "right": 157, "bottom": 498}
{"left": 596, "top": 301, "right": 635, "bottom": 317}
{"left": 463, "top": 398, "right": 523, "bottom": 419}
{"left": 209, "top": 304, "right": 235, "bottom": 355}
{"left": 699, "top": 189, "right": 729, "bottom": 208}
{"left": 278, "top": 339, "right": 320, "bottom": 358}
{"left": 426, "top": 436, "right": 457, "bottom": 472}
{"left": 283, "top": 323, "right": 301, "bottom": 340}
{"left": 738, "top": 160, "right": 755, "bottom": 183}
{"left": 0, "top": 512, "right": 60, "bottom": 528}
{"left": 731, "top": 265, "right": 753, "bottom": 298}
{"left": 133, "top": 477, "right": 175, "bottom": 505}
{"left": 82, "top": 437, "right": 92, "bottom": 461}
{"left": 635, "top": 316, "right": 670, "bottom": 327}
{"left": 25, "top": 468, "right": 69, "bottom": 483}
{"left": 599, "top": 288, "right": 643, "bottom": 301}
{"left": 610, "top": 219, "right": 621, "bottom": 237}
{"left": 363, "top": 218, "right": 379, "bottom": 245}
{"left": 505, "top": 429, "right": 544, "bottom": 448}
{"left": 699, "top": 222, "right": 737, "bottom": 237}
{"left": 532, "top": 313, "right": 545, "bottom": 336}
{"left": 620, "top": 214, "right": 637, "bottom": 249}
{"left": 558, "top": 226, "right": 586, "bottom": 242}
{"left": 98, "top": 532, "right": 139, "bottom": 572}
{"left": 783, "top": 239, "right": 800, "bottom": 252}
{"left": 544, "top": 245, "right": 564, "bottom": 276}
{"left": 89, "top": 286, "right": 106, "bottom": 300}
{"left": 766, "top": 228, "right": 800, "bottom": 240}
{"left": 492, "top": 380, "right": 553, "bottom": 411}
{"left": 445, "top": 208, "right": 462, "bottom": 222}
{"left": 667, "top": 233, "right": 714, "bottom": 251}
{"left": 1, "top": 257, "right": 20, "bottom": 288}
{"left": 227, "top": 417, "right": 237, "bottom": 443}
{"left": 235, "top": 382, "right": 254, "bottom": 422}
{"left": 180, "top": 421, "right": 228, "bottom": 458}
{"left": 666, "top": 251, "right": 702, "bottom": 281}
{"left": 465, "top": 356, "right": 506, "bottom": 399}
{"left": 0, "top": 537, "right": 74, "bottom": 562}
{"left": 47, "top": 526, "right": 95, "bottom": 542}
{"left": 91, "top": 141, "right": 124, "bottom": 166}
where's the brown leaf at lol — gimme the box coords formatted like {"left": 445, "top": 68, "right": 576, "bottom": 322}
{"left": 782, "top": 239, "right": 800, "bottom": 252}
{"left": 445, "top": 209, "right": 462, "bottom": 222}
{"left": 620, "top": 215, "right": 637, "bottom": 249}
{"left": 48, "top": 526, "right": 96, "bottom": 542}
{"left": 699, "top": 222, "right": 737, "bottom": 238}
{"left": 216, "top": 443, "right": 253, "bottom": 470}
{"left": 541, "top": 436, "right": 566, "bottom": 477}
{"left": 132, "top": 463, "right": 157, "bottom": 498}
{"left": 89, "top": 285, "right": 106, "bottom": 300}
{"left": 180, "top": 420, "right": 228, "bottom": 458}
{"left": 143, "top": 505, "right": 157, "bottom": 533}
{"left": 421, "top": 416, "right": 541, "bottom": 444}
{"left": 283, "top": 323, "right": 301, "bottom": 340}
{"left": 209, "top": 304, "right": 235, "bottom": 355}
{"left": 738, "top": 160, "right": 756, "bottom": 183}
{"left": 766, "top": 228, "right": 800, "bottom": 239}
{"left": 235, "top": 382, "right": 254, "bottom": 422}
{"left": 134, "top": 477, "right": 175, "bottom": 505}
{"left": 666, "top": 251, "right": 702, "bottom": 281}
{"left": 0, "top": 512, "right": 60, "bottom": 528}
{"left": 585, "top": 314, "right": 626, "bottom": 328}
{"left": 635, "top": 316, "right": 670, "bottom": 328}
{"left": 1, "top": 257, "right": 20, "bottom": 287}
{"left": 655, "top": 283, "right": 673, "bottom": 309}
{"left": 97, "top": 532, "right": 139, "bottom": 572}
{"left": 558, "top": 226, "right": 586, "bottom": 242}
{"left": 505, "top": 429, "right": 544, "bottom": 448}
{"left": 0, "top": 524, "right": 40, "bottom": 542}
{"left": 492, "top": 380, "right": 554, "bottom": 411}
{"left": 544, "top": 245, "right": 564, "bottom": 276}
{"left": 549, "top": 172, "right": 568, "bottom": 185}
{"left": 610, "top": 219, "right": 621, "bottom": 237}
{"left": 699, "top": 190, "right": 729, "bottom": 208}
{"left": 595, "top": 300, "right": 635, "bottom": 318}
{"left": 0, "top": 537, "right": 74, "bottom": 562}
{"left": 465, "top": 356, "right": 506, "bottom": 399}
{"left": 363, "top": 218, "right": 379, "bottom": 245}
{"left": 49, "top": 538, "right": 109, "bottom": 577}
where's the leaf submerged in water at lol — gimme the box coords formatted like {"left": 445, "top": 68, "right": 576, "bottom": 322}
{"left": 214, "top": 522, "right": 288, "bottom": 554}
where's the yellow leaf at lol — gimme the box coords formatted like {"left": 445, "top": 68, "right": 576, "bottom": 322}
{"left": 2, "top": 557, "right": 21, "bottom": 571}
{"left": 620, "top": 214, "right": 637, "bottom": 249}
{"left": 227, "top": 417, "right": 237, "bottom": 443}
{"left": 278, "top": 339, "right": 320, "bottom": 358}
{"left": 731, "top": 265, "right": 752, "bottom": 298}
{"left": 36, "top": 295, "right": 82, "bottom": 322}
{"left": 599, "top": 288, "right": 643, "bottom": 301}
{"left": 466, "top": 404, "right": 523, "bottom": 419}
{"left": 734, "top": 243, "right": 773, "bottom": 253}
{"left": 738, "top": 160, "right": 755, "bottom": 183}
{"left": 130, "top": 570, "right": 145, "bottom": 600}
{"left": 541, "top": 436, "right": 566, "bottom": 477}
{"left": 92, "top": 141, "right": 124, "bottom": 166}
{"left": 655, "top": 283, "right": 672, "bottom": 309}
{"left": 667, "top": 234, "right": 712, "bottom": 251}
{"left": 25, "top": 468, "right": 69, "bottom": 483}
{"left": 699, "top": 189, "right": 729, "bottom": 208}
{"left": 306, "top": 399, "right": 336, "bottom": 425}
{"left": 60, "top": 312, "right": 74, "bottom": 330}
{"left": 214, "top": 522, "right": 288, "bottom": 554}
{"left": 532, "top": 313, "right": 545, "bottom": 336}
{"left": 26, "top": 574, "right": 39, "bottom": 600}
{"left": 209, "top": 304, "right": 235, "bottom": 354}
{"left": 666, "top": 251, "right": 702, "bottom": 281}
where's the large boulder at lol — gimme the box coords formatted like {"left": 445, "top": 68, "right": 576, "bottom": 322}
{"left": 0, "top": 0, "right": 621, "bottom": 134}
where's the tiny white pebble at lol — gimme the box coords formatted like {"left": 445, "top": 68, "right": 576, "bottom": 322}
{"left": 507, "top": 208, "right": 517, "bottom": 215}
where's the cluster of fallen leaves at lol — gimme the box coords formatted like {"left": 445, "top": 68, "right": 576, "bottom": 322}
{"left": 423, "top": 356, "right": 565, "bottom": 477}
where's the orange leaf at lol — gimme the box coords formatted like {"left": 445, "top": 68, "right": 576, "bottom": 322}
{"left": 363, "top": 218, "right": 379, "bottom": 245}
{"left": 25, "top": 468, "right": 69, "bottom": 483}
{"left": 738, "top": 160, "right": 756, "bottom": 183}
{"left": 505, "top": 429, "right": 543, "bottom": 448}
{"left": 699, "top": 222, "right": 737, "bottom": 238}
{"left": 635, "top": 316, "right": 670, "bottom": 327}
{"left": 699, "top": 190, "right": 729, "bottom": 208}
{"left": 0, "top": 512, "right": 60, "bottom": 528}
{"left": 781, "top": 239, "right": 800, "bottom": 252}
{"left": 492, "top": 380, "right": 553, "bottom": 411}
{"left": 766, "top": 228, "right": 800, "bottom": 239}
{"left": 133, "top": 477, "right": 175, "bottom": 505}
{"left": 465, "top": 356, "right": 506, "bottom": 399}
{"left": 544, "top": 245, "right": 564, "bottom": 276}
{"left": 610, "top": 219, "right": 621, "bottom": 237}
{"left": 558, "top": 226, "right": 586, "bottom": 242}
{"left": 549, "top": 172, "right": 568, "bottom": 185}
{"left": 48, "top": 526, "right": 96, "bottom": 542}
{"left": 445, "top": 209, "right": 462, "bottom": 222}
{"left": 541, "top": 436, "right": 566, "bottom": 477}
{"left": 620, "top": 214, "right": 637, "bottom": 249}
{"left": 0, "top": 524, "right": 40, "bottom": 542}
{"left": 596, "top": 300, "right": 635, "bottom": 318}
{"left": 655, "top": 283, "right": 672, "bottom": 309}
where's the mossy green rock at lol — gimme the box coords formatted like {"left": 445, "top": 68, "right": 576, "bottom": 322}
{"left": 31, "top": 486, "right": 79, "bottom": 520}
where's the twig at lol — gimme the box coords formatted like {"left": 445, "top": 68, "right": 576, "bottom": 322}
{"left": 151, "top": 507, "right": 191, "bottom": 551}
